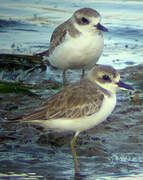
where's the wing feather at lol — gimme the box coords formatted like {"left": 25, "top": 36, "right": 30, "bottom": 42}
{"left": 36, "top": 19, "right": 80, "bottom": 58}
{"left": 48, "top": 21, "right": 67, "bottom": 54}
{"left": 20, "top": 79, "right": 104, "bottom": 121}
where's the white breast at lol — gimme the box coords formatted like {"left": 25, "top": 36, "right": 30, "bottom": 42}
{"left": 48, "top": 31, "right": 104, "bottom": 70}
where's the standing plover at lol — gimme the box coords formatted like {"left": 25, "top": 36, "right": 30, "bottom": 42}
{"left": 15, "top": 65, "right": 133, "bottom": 173}
{"left": 36, "top": 8, "right": 108, "bottom": 85}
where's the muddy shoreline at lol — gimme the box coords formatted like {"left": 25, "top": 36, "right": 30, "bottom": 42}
{"left": 0, "top": 64, "right": 143, "bottom": 179}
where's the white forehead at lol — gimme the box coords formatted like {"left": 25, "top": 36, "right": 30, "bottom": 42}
{"left": 72, "top": 8, "right": 102, "bottom": 33}
{"left": 88, "top": 65, "right": 120, "bottom": 81}
{"left": 90, "top": 16, "right": 101, "bottom": 24}
{"left": 73, "top": 16, "right": 101, "bottom": 28}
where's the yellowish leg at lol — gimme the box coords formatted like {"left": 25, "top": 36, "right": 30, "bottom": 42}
{"left": 70, "top": 132, "right": 80, "bottom": 173}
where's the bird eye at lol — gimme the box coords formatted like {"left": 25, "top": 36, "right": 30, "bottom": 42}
{"left": 81, "top": 17, "right": 89, "bottom": 24}
{"left": 102, "top": 75, "right": 111, "bottom": 81}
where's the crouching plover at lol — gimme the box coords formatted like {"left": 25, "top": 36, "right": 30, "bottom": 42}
{"left": 14, "top": 65, "right": 133, "bottom": 174}
{"left": 36, "top": 8, "right": 108, "bottom": 85}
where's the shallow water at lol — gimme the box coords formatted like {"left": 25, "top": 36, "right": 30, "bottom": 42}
{"left": 0, "top": 0, "right": 143, "bottom": 179}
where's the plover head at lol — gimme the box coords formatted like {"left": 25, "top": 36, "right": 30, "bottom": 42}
{"left": 87, "top": 65, "right": 133, "bottom": 93}
{"left": 72, "top": 8, "right": 108, "bottom": 34}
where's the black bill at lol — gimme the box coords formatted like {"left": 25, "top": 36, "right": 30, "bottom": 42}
{"left": 96, "top": 23, "right": 108, "bottom": 32}
{"left": 116, "top": 80, "right": 134, "bottom": 90}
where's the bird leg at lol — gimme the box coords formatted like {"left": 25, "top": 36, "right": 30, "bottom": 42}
{"left": 70, "top": 132, "right": 80, "bottom": 173}
{"left": 63, "top": 70, "right": 68, "bottom": 86}
{"left": 81, "top": 69, "right": 85, "bottom": 79}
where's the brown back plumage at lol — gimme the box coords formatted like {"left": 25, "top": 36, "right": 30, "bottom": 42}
{"left": 20, "top": 79, "right": 105, "bottom": 121}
